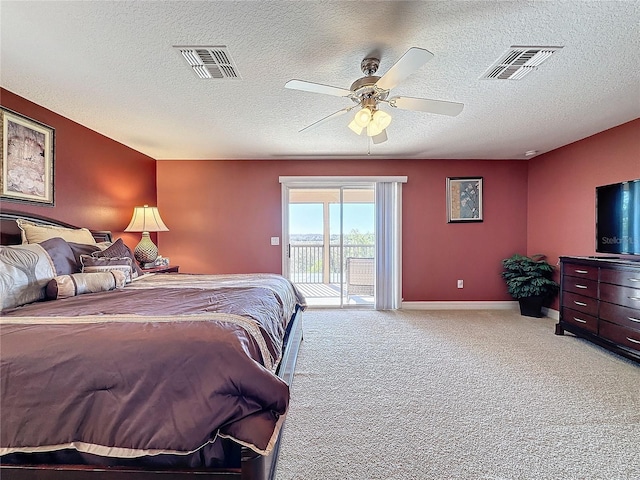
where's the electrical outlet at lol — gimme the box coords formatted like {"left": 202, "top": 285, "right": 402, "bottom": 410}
{"left": 457, "top": 279, "right": 464, "bottom": 289}
{"left": 270, "top": 237, "right": 280, "bottom": 246}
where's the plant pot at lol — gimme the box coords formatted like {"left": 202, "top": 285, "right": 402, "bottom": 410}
{"left": 518, "top": 295, "right": 546, "bottom": 317}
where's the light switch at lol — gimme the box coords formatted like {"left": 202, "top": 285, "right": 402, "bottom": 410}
{"left": 271, "top": 237, "right": 280, "bottom": 246}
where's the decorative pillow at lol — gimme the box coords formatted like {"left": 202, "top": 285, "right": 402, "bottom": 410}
{"left": 46, "top": 271, "right": 127, "bottom": 300}
{"left": 0, "top": 244, "right": 56, "bottom": 310}
{"left": 80, "top": 255, "right": 133, "bottom": 283}
{"left": 17, "top": 219, "right": 96, "bottom": 245}
{"left": 39, "top": 237, "right": 78, "bottom": 276}
{"left": 92, "top": 238, "right": 143, "bottom": 278}
{"left": 67, "top": 241, "right": 111, "bottom": 270}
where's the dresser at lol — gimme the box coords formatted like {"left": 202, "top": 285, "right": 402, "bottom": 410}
{"left": 556, "top": 256, "right": 640, "bottom": 362}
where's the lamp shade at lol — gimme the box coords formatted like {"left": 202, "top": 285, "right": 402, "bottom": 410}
{"left": 124, "top": 205, "right": 169, "bottom": 233}
{"left": 348, "top": 118, "right": 365, "bottom": 135}
{"left": 354, "top": 108, "right": 372, "bottom": 128}
{"left": 372, "top": 110, "right": 392, "bottom": 129}
{"left": 366, "top": 122, "right": 383, "bottom": 137}
{"left": 366, "top": 110, "right": 392, "bottom": 137}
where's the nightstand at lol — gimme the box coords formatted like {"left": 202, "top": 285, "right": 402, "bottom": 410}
{"left": 141, "top": 265, "right": 179, "bottom": 274}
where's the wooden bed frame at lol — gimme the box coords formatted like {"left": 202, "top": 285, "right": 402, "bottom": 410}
{"left": 0, "top": 210, "right": 304, "bottom": 480}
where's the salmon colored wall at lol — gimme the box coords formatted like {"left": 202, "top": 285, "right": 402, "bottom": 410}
{"left": 157, "top": 159, "right": 528, "bottom": 302}
{"left": 528, "top": 119, "right": 640, "bottom": 308}
{"left": 6, "top": 92, "right": 634, "bottom": 304}
{"left": 0, "top": 89, "right": 157, "bottom": 246}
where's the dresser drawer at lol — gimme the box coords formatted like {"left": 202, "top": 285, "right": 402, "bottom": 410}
{"left": 600, "top": 283, "right": 640, "bottom": 310}
{"left": 561, "top": 291, "right": 599, "bottom": 316}
{"left": 561, "top": 307, "right": 598, "bottom": 334}
{"left": 562, "top": 262, "right": 599, "bottom": 281}
{"left": 600, "top": 267, "right": 640, "bottom": 288}
{"left": 600, "top": 301, "right": 640, "bottom": 331}
{"left": 561, "top": 277, "right": 598, "bottom": 297}
{"left": 599, "top": 320, "right": 640, "bottom": 352}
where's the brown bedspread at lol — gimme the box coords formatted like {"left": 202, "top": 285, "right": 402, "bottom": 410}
{"left": 0, "top": 273, "right": 305, "bottom": 460}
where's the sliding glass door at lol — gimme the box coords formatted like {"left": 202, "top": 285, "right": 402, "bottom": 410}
{"left": 285, "top": 186, "right": 375, "bottom": 307}
{"left": 280, "top": 176, "right": 406, "bottom": 309}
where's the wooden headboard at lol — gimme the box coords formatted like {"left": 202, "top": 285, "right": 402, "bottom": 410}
{"left": 0, "top": 210, "right": 112, "bottom": 245}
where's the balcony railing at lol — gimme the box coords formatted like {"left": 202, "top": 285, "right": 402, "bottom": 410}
{"left": 289, "top": 243, "right": 374, "bottom": 283}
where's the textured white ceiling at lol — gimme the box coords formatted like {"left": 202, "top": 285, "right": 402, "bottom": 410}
{"left": 1, "top": 1, "right": 639, "bottom": 160}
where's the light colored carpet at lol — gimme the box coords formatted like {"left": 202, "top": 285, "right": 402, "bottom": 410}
{"left": 276, "top": 309, "right": 640, "bottom": 480}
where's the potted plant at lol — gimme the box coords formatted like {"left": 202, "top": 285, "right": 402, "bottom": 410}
{"left": 501, "top": 254, "right": 559, "bottom": 317}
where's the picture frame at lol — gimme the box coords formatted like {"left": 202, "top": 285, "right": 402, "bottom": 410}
{"left": 447, "top": 177, "right": 483, "bottom": 223}
{"left": 0, "top": 107, "right": 55, "bottom": 205}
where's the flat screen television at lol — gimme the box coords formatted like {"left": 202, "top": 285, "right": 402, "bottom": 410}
{"left": 596, "top": 179, "right": 640, "bottom": 255}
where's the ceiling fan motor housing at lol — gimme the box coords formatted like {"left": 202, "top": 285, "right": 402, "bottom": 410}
{"left": 350, "top": 75, "right": 389, "bottom": 107}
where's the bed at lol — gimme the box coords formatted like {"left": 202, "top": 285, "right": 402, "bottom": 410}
{"left": 0, "top": 210, "right": 305, "bottom": 480}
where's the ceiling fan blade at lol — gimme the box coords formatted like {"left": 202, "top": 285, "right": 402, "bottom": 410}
{"left": 375, "top": 47, "right": 434, "bottom": 91}
{"left": 371, "top": 129, "right": 388, "bottom": 144}
{"left": 299, "top": 106, "right": 356, "bottom": 133}
{"left": 285, "top": 79, "right": 353, "bottom": 97}
{"left": 388, "top": 96, "right": 464, "bottom": 116}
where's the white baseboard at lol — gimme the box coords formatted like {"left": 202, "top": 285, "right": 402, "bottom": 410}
{"left": 401, "top": 301, "right": 518, "bottom": 310}
{"left": 401, "top": 301, "right": 560, "bottom": 320}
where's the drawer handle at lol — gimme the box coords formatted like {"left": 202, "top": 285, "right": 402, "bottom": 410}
{"left": 629, "top": 296, "right": 640, "bottom": 302}
{"left": 573, "top": 317, "right": 587, "bottom": 324}
{"left": 629, "top": 278, "right": 640, "bottom": 282}
{"left": 574, "top": 269, "right": 589, "bottom": 274}
{"left": 573, "top": 301, "right": 588, "bottom": 307}
{"left": 626, "top": 337, "right": 640, "bottom": 345}
{"left": 629, "top": 317, "right": 640, "bottom": 323}
{"left": 575, "top": 284, "right": 588, "bottom": 289}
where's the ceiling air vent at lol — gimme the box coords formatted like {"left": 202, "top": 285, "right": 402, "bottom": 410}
{"left": 481, "top": 46, "right": 563, "bottom": 80}
{"left": 175, "top": 46, "right": 240, "bottom": 79}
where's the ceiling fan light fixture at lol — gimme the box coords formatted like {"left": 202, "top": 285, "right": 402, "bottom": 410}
{"left": 366, "top": 121, "right": 384, "bottom": 137}
{"left": 348, "top": 118, "right": 365, "bottom": 135}
{"left": 372, "top": 110, "right": 392, "bottom": 130}
{"left": 354, "top": 108, "right": 373, "bottom": 128}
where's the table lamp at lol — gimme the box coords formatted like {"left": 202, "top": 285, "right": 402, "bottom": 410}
{"left": 124, "top": 205, "right": 169, "bottom": 267}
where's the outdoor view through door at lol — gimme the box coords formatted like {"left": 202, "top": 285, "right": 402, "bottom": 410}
{"left": 288, "top": 187, "right": 375, "bottom": 307}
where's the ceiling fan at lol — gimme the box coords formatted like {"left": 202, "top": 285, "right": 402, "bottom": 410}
{"left": 284, "top": 47, "right": 464, "bottom": 144}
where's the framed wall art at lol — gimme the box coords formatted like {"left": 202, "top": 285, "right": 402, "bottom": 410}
{"left": 447, "top": 177, "right": 483, "bottom": 223}
{"left": 1, "top": 107, "right": 55, "bottom": 205}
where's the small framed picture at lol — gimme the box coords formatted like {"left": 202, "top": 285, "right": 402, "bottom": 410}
{"left": 447, "top": 177, "right": 483, "bottom": 223}
{"left": 1, "top": 108, "right": 55, "bottom": 205}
